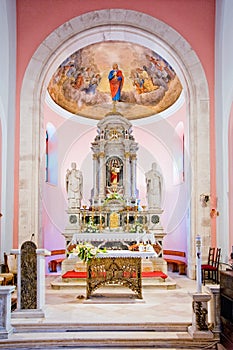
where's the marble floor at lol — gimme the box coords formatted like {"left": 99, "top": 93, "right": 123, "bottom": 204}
{"left": 16, "top": 272, "right": 204, "bottom": 325}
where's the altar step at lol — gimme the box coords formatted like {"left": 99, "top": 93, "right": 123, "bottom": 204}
{"left": 51, "top": 274, "right": 177, "bottom": 290}
{"left": 0, "top": 322, "right": 219, "bottom": 349}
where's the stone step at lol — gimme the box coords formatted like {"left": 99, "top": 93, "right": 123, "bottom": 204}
{"left": 0, "top": 330, "right": 218, "bottom": 349}
{"left": 11, "top": 321, "right": 189, "bottom": 333}
{"left": 0, "top": 323, "right": 219, "bottom": 349}
{"left": 50, "top": 276, "right": 176, "bottom": 290}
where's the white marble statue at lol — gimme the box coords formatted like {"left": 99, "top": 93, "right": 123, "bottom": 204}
{"left": 145, "top": 162, "right": 163, "bottom": 209}
{"left": 66, "top": 162, "right": 83, "bottom": 208}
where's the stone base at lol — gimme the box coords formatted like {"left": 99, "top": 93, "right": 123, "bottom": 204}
{"left": 188, "top": 325, "right": 214, "bottom": 339}
{"left": 11, "top": 308, "right": 45, "bottom": 319}
{"left": 0, "top": 326, "right": 14, "bottom": 339}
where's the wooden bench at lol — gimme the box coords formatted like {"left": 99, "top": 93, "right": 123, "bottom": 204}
{"left": 48, "top": 249, "right": 66, "bottom": 272}
{"left": 163, "top": 250, "right": 187, "bottom": 275}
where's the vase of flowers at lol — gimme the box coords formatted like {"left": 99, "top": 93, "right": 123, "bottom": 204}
{"left": 71, "top": 243, "right": 107, "bottom": 262}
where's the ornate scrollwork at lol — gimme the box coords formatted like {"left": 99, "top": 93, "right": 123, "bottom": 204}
{"left": 86, "top": 257, "right": 142, "bottom": 299}
{"left": 192, "top": 301, "right": 209, "bottom": 331}
{"left": 69, "top": 215, "right": 77, "bottom": 224}
{"left": 151, "top": 215, "right": 160, "bottom": 224}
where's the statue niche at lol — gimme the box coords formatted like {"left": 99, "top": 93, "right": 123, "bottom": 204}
{"left": 107, "top": 157, "right": 123, "bottom": 192}
{"left": 91, "top": 113, "right": 139, "bottom": 206}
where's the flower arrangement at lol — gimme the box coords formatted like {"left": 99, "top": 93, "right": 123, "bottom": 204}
{"left": 104, "top": 193, "right": 123, "bottom": 203}
{"left": 85, "top": 217, "right": 98, "bottom": 233}
{"left": 71, "top": 243, "right": 107, "bottom": 262}
{"left": 129, "top": 221, "right": 144, "bottom": 233}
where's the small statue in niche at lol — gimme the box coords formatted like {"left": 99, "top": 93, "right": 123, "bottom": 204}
{"left": 66, "top": 162, "right": 83, "bottom": 208}
{"left": 145, "top": 162, "right": 163, "bottom": 209}
{"left": 110, "top": 159, "right": 120, "bottom": 185}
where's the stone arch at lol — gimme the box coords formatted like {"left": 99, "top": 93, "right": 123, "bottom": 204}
{"left": 19, "top": 9, "right": 210, "bottom": 277}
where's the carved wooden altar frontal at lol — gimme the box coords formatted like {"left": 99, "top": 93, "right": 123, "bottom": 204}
{"left": 86, "top": 257, "right": 142, "bottom": 299}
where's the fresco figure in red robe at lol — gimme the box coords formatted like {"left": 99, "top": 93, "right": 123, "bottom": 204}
{"left": 108, "top": 63, "right": 124, "bottom": 101}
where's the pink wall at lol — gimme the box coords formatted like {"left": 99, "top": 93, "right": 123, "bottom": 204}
{"left": 15, "top": 0, "right": 216, "bottom": 250}
{"left": 0, "top": 121, "right": 2, "bottom": 234}
{"left": 228, "top": 102, "right": 233, "bottom": 256}
{"left": 16, "top": 0, "right": 215, "bottom": 89}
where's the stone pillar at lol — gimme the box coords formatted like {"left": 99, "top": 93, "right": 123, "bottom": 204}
{"left": 64, "top": 208, "right": 81, "bottom": 244}
{"left": 188, "top": 293, "right": 213, "bottom": 339}
{"left": 131, "top": 155, "right": 137, "bottom": 199}
{"left": 93, "top": 154, "right": 98, "bottom": 198}
{"left": 11, "top": 243, "right": 50, "bottom": 319}
{"left": 0, "top": 286, "right": 15, "bottom": 338}
{"left": 36, "top": 249, "right": 50, "bottom": 311}
{"left": 124, "top": 152, "right": 130, "bottom": 200}
{"left": 99, "top": 152, "right": 105, "bottom": 199}
{"left": 206, "top": 285, "right": 221, "bottom": 337}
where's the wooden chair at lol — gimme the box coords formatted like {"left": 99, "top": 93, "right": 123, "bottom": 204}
{"left": 202, "top": 248, "right": 221, "bottom": 285}
{"left": 0, "top": 253, "right": 15, "bottom": 285}
{"left": 201, "top": 247, "right": 215, "bottom": 280}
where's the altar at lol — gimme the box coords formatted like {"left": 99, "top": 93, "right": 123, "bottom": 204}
{"left": 61, "top": 110, "right": 168, "bottom": 289}
{"left": 86, "top": 251, "right": 156, "bottom": 299}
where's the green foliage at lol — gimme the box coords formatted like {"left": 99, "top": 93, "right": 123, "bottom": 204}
{"left": 104, "top": 193, "right": 123, "bottom": 202}
{"left": 72, "top": 243, "right": 107, "bottom": 262}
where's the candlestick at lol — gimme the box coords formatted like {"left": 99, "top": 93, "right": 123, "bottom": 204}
{"left": 196, "top": 235, "right": 202, "bottom": 293}
{"left": 142, "top": 205, "right": 146, "bottom": 229}
{"left": 126, "top": 206, "right": 130, "bottom": 232}
{"left": 82, "top": 205, "right": 87, "bottom": 232}
{"left": 99, "top": 207, "right": 103, "bottom": 232}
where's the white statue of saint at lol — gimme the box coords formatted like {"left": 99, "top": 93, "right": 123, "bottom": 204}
{"left": 66, "top": 162, "right": 83, "bottom": 208}
{"left": 145, "top": 162, "right": 163, "bottom": 209}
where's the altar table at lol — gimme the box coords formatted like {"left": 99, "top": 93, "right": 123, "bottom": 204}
{"left": 86, "top": 250, "right": 155, "bottom": 299}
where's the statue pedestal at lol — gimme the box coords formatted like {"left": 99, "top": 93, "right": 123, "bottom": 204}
{"left": 0, "top": 286, "right": 15, "bottom": 339}
{"left": 206, "top": 285, "right": 221, "bottom": 337}
{"left": 188, "top": 293, "right": 213, "bottom": 339}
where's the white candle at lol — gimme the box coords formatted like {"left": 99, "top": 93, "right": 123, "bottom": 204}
{"left": 196, "top": 235, "right": 202, "bottom": 293}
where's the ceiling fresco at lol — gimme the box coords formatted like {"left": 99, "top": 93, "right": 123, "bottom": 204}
{"left": 47, "top": 41, "right": 183, "bottom": 120}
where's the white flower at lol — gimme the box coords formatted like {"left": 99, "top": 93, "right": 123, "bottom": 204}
{"left": 90, "top": 248, "right": 97, "bottom": 255}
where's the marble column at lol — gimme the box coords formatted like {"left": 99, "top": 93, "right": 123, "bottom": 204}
{"left": 99, "top": 152, "right": 105, "bottom": 199}
{"left": 188, "top": 293, "right": 213, "bottom": 339}
{"left": 206, "top": 285, "right": 221, "bottom": 337}
{"left": 131, "top": 155, "right": 137, "bottom": 199}
{"left": 0, "top": 286, "right": 15, "bottom": 338}
{"left": 124, "top": 152, "right": 130, "bottom": 199}
{"left": 93, "top": 154, "right": 98, "bottom": 198}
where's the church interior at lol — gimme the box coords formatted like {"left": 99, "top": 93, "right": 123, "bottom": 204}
{"left": 0, "top": 0, "right": 233, "bottom": 349}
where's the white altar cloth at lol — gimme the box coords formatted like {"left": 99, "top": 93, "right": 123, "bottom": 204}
{"left": 68, "top": 249, "right": 157, "bottom": 259}
{"left": 71, "top": 232, "right": 155, "bottom": 244}
{"left": 96, "top": 250, "right": 156, "bottom": 259}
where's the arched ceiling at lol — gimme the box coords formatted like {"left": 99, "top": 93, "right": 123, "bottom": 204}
{"left": 47, "top": 41, "right": 183, "bottom": 121}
